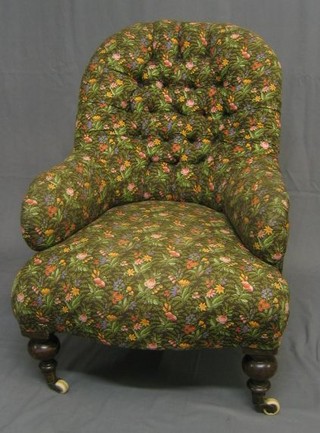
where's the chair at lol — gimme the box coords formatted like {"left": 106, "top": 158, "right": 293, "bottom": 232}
{"left": 12, "top": 20, "right": 289, "bottom": 414}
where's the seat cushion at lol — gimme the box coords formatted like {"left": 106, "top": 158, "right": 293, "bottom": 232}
{"left": 12, "top": 201, "right": 289, "bottom": 350}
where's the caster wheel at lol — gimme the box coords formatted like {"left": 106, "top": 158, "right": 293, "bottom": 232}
{"left": 51, "top": 379, "right": 69, "bottom": 394}
{"left": 262, "top": 397, "right": 280, "bottom": 415}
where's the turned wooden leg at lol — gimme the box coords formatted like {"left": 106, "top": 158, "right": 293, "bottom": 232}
{"left": 28, "top": 333, "right": 69, "bottom": 393}
{"left": 242, "top": 349, "right": 280, "bottom": 415}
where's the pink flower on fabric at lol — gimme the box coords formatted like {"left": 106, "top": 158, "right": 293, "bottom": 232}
{"left": 79, "top": 314, "right": 88, "bottom": 323}
{"left": 144, "top": 278, "right": 156, "bottom": 289}
{"left": 241, "top": 280, "right": 254, "bottom": 292}
{"left": 206, "top": 289, "right": 216, "bottom": 298}
{"left": 112, "top": 53, "right": 121, "bottom": 60}
{"left": 164, "top": 59, "right": 172, "bottom": 67}
{"left": 156, "top": 81, "right": 163, "bottom": 89}
{"left": 17, "top": 293, "right": 25, "bottom": 303}
{"left": 216, "top": 315, "right": 228, "bottom": 324}
{"left": 220, "top": 256, "right": 231, "bottom": 263}
{"left": 181, "top": 167, "right": 190, "bottom": 176}
{"left": 169, "top": 250, "right": 181, "bottom": 257}
{"left": 260, "top": 141, "right": 270, "bottom": 149}
{"left": 186, "top": 99, "right": 195, "bottom": 107}
{"left": 143, "top": 192, "right": 151, "bottom": 199}
{"left": 34, "top": 257, "right": 42, "bottom": 265}
{"left": 127, "top": 183, "right": 136, "bottom": 191}
{"left": 272, "top": 252, "right": 283, "bottom": 260}
{"left": 25, "top": 198, "right": 38, "bottom": 205}
{"left": 164, "top": 93, "right": 173, "bottom": 103}
{"left": 94, "top": 277, "right": 106, "bottom": 288}
{"left": 241, "top": 50, "right": 251, "bottom": 59}
{"left": 76, "top": 253, "right": 88, "bottom": 260}
{"left": 165, "top": 312, "right": 177, "bottom": 321}
{"left": 186, "top": 61, "right": 194, "bottom": 70}
{"left": 66, "top": 188, "right": 74, "bottom": 196}
{"left": 147, "top": 343, "right": 158, "bottom": 350}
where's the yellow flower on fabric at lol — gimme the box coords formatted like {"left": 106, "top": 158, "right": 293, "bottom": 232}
{"left": 108, "top": 252, "right": 119, "bottom": 257}
{"left": 45, "top": 229, "right": 54, "bottom": 236}
{"left": 71, "top": 287, "right": 80, "bottom": 296}
{"left": 107, "top": 314, "right": 117, "bottom": 321}
{"left": 222, "top": 58, "right": 229, "bottom": 66}
{"left": 270, "top": 84, "right": 276, "bottom": 91}
{"left": 255, "top": 95, "right": 261, "bottom": 102}
{"left": 178, "top": 279, "right": 190, "bottom": 287}
{"left": 127, "top": 269, "right": 135, "bottom": 276}
{"left": 253, "top": 242, "right": 261, "bottom": 250}
{"left": 141, "top": 319, "right": 150, "bottom": 326}
{"left": 249, "top": 321, "right": 260, "bottom": 328}
{"left": 215, "top": 284, "right": 225, "bottom": 294}
{"left": 128, "top": 334, "right": 137, "bottom": 341}
{"left": 199, "top": 302, "right": 207, "bottom": 311}
{"left": 143, "top": 255, "right": 152, "bottom": 262}
{"left": 181, "top": 154, "right": 188, "bottom": 161}
{"left": 62, "top": 306, "right": 69, "bottom": 313}
{"left": 199, "top": 320, "right": 206, "bottom": 328}
{"left": 41, "top": 288, "right": 51, "bottom": 295}
{"left": 264, "top": 225, "right": 273, "bottom": 235}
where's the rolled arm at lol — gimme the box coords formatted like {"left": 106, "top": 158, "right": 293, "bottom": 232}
{"left": 21, "top": 150, "right": 113, "bottom": 250}
{"left": 222, "top": 157, "right": 289, "bottom": 269}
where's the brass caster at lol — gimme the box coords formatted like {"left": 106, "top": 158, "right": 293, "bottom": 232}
{"left": 262, "top": 397, "right": 280, "bottom": 415}
{"left": 50, "top": 379, "right": 69, "bottom": 394}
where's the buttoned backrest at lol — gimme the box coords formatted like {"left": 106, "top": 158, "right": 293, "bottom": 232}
{"left": 74, "top": 20, "right": 281, "bottom": 209}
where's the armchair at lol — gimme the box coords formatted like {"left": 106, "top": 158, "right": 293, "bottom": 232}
{"left": 12, "top": 20, "right": 289, "bottom": 414}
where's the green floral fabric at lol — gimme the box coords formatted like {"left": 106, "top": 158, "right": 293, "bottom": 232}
{"left": 13, "top": 20, "right": 290, "bottom": 351}
{"left": 13, "top": 201, "right": 289, "bottom": 350}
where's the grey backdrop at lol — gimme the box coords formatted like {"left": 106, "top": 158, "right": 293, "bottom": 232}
{"left": 1, "top": 1, "right": 319, "bottom": 432}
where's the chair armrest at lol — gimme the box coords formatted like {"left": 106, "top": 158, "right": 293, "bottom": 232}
{"left": 222, "top": 157, "right": 289, "bottom": 269}
{"left": 21, "top": 150, "right": 113, "bottom": 250}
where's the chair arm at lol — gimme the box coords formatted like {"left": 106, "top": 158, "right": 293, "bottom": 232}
{"left": 21, "top": 150, "right": 113, "bottom": 250}
{"left": 222, "top": 157, "right": 289, "bottom": 269}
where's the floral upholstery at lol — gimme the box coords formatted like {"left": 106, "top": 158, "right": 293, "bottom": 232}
{"left": 12, "top": 20, "right": 289, "bottom": 352}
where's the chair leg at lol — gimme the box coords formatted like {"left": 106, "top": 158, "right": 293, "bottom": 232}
{"left": 27, "top": 333, "right": 69, "bottom": 393}
{"left": 242, "top": 349, "right": 280, "bottom": 415}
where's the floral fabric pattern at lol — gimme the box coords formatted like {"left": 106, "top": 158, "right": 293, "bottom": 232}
{"left": 13, "top": 201, "right": 289, "bottom": 351}
{"left": 13, "top": 20, "right": 290, "bottom": 351}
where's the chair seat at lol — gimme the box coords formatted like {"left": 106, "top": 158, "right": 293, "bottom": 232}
{"left": 12, "top": 200, "right": 289, "bottom": 351}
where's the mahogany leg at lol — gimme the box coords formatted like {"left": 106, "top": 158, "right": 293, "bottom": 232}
{"left": 28, "top": 333, "right": 69, "bottom": 393}
{"left": 242, "top": 349, "right": 280, "bottom": 415}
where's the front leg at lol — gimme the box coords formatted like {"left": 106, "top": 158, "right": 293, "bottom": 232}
{"left": 242, "top": 348, "right": 280, "bottom": 415}
{"left": 28, "top": 333, "right": 69, "bottom": 393}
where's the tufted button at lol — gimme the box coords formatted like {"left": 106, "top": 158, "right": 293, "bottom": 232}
{"left": 187, "top": 134, "right": 197, "bottom": 143}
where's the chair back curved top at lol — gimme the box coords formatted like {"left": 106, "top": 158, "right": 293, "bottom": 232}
{"left": 74, "top": 20, "right": 282, "bottom": 208}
